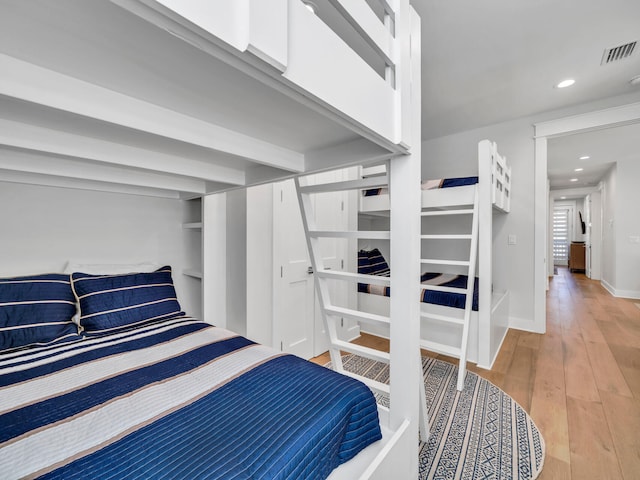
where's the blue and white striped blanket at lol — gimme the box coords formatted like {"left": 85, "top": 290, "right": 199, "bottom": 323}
{"left": 0, "top": 317, "right": 381, "bottom": 479}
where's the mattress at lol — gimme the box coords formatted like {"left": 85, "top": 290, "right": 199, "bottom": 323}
{"left": 0, "top": 316, "right": 381, "bottom": 479}
{"left": 358, "top": 249, "right": 478, "bottom": 311}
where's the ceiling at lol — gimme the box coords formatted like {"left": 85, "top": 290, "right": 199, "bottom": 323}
{"left": 410, "top": 0, "right": 640, "bottom": 190}
{"left": 548, "top": 122, "right": 640, "bottom": 190}
{"left": 412, "top": 0, "right": 640, "bottom": 139}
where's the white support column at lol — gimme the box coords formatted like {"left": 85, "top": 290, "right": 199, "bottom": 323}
{"left": 203, "top": 193, "right": 227, "bottom": 326}
{"left": 533, "top": 136, "right": 548, "bottom": 334}
{"left": 477, "top": 140, "right": 493, "bottom": 367}
{"left": 387, "top": 5, "right": 421, "bottom": 476}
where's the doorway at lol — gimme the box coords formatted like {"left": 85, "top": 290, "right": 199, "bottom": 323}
{"left": 534, "top": 101, "right": 640, "bottom": 332}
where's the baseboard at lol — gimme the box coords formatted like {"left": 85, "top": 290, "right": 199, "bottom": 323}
{"left": 601, "top": 279, "right": 640, "bottom": 299}
{"left": 508, "top": 316, "right": 544, "bottom": 334}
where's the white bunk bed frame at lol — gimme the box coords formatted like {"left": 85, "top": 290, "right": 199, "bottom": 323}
{"left": 0, "top": 1, "right": 422, "bottom": 479}
{"left": 358, "top": 140, "right": 511, "bottom": 370}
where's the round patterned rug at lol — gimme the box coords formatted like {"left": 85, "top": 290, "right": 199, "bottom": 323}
{"left": 333, "top": 354, "right": 545, "bottom": 480}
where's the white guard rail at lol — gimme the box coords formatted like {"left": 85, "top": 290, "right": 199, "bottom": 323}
{"left": 126, "top": 0, "right": 411, "bottom": 148}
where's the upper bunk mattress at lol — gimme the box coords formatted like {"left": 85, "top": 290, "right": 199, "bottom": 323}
{"left": 363, "top": 176, "right": 479, "bottom": 196}
{"left": 0, "top": 316, "right": 381, "bottom": 479}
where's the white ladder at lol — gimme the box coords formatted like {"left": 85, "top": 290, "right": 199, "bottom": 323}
{"left": 420, "top": 185, "right": 479, "bottom": 391}
{"left": 294, "top": 170, "right": 430, "bottom": 441}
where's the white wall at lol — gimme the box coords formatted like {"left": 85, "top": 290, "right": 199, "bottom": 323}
{"left": 614, "top": 158, "right": 640, "bottom": 297}
{"left": 0, "top": 182, "right": 197, "bottom": 315}
{"left": 601, "top": 166, "right": 617, "bottom": 291}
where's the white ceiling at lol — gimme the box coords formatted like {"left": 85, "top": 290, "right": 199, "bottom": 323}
{"left": 412, "top": 0, "right": 640, "bottom": 140}
{"left": 411, "top": 0, "right": 640, "bottom": 190}
{"left": 548, "top": 122, "right": 640, "bottom": 188}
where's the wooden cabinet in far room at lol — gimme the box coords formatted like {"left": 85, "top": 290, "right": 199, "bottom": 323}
{"left": 569, "top": 242, "right": 586, "bottom": 272}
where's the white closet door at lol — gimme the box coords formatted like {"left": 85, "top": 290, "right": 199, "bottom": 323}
{"left": 272, "top": 171, "right": 356, "bottom": 359}
{"left": 307, "top": 170, "right": 347, "bottom": 356}
{"left": 273, "top": 179, "right": 315, "bottom": 359}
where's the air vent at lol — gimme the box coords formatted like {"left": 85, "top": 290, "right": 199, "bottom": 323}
{"left": 601, "top": 41, "right": 636, "bottom": 65}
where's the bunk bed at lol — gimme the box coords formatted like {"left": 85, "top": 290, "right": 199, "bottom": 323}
{"left": 0, "top": 1, "right": 422, "bottom": 479}
{"left": 357, "top": 140, "right": 512, "bottom": 371}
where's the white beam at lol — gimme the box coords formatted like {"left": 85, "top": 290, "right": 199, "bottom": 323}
{"left": 304, "top": 138, "right": 403, "bottom": 173}
{"left": 0, "top": 148, "right": 206, "bottom": 194}
{"left": 0, "top": 169, "right": 180, "bottom": 199}
{"left": 0, "top": 119, "right": 246, "bottom": 187}
{"left": 535, "top": 101, "right": 640, "bottom": 138}
{"left": 0, "top": 53, "right": 304, "bottom": 173}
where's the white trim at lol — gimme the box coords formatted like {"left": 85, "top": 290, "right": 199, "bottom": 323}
{"left": 534, "top": 102, "right": 640, "bottom": 138}
{"left": 601, "top": 279, "right": 640, "bottom": 300}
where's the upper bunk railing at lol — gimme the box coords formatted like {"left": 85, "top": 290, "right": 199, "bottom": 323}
{"left": 113, "top": 0, "right": 413, "bottom": 151}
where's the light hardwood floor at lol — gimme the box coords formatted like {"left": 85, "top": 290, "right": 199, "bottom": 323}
{"left": 310, "top": 267, "right": 640, "bottom": 479}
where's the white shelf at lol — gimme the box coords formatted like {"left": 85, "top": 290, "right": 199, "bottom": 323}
{"left": 182, "top": 222, "right": 203, "bottom": 229}
{"left": 183, "top": 269, "right": 202, "bottom": 279}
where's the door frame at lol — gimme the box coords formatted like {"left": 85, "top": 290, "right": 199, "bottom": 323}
{"left": 533, "top": 101, "right": 640, "bottom": 333}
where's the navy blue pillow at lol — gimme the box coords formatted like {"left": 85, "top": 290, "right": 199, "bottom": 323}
{"left": 0, "top": 273, "right": 79, "bottom": 353}
{"left": 358, "top": 250, "right": 374, "bottom": 275}
{"left": 71, "top": 266, "right": 184, "bottom": 335}
{"left": 367, "top": 249, "right": 390, "bottom": 276}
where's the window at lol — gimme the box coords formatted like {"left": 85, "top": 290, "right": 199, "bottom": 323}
{"left": 553, "top": 207, "right": 571, "bottom": 265}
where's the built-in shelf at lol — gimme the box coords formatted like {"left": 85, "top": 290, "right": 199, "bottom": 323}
{"left": 182, "top": 222, "right": 203, "bottom": 229}
{"left": 183, "top": 269, "right": 203, "bottom": 279}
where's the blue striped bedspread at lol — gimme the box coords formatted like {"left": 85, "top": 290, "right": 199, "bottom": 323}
{"left": 0, "top": 317, "right": 381, "bottom": 479}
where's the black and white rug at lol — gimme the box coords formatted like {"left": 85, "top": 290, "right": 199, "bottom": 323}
{"left": 332, "top": 355, "right": 545, "bottom": 480}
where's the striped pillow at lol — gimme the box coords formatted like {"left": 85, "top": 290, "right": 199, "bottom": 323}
{"left": 366, "top": 249, "right": 390, "bottom": 276}
{"left": 71, "top": 266, "right": 184, "bottom": 334}
{"left": 0, "top": 273, "right": 79, "bottom": 353}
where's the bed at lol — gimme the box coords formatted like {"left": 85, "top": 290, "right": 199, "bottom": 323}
{"left": 0, "top": 268, "right": 381, "bottom": 479}
{"left": 357, "top": 140, "right": 511, "bottom": 369}
{"left": 357, "top": 248, "right": 479, "bottom": 311}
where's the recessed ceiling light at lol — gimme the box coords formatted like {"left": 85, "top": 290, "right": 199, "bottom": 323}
{"left": 560, "top": 196, "right": 567, "bottom": 199}
{"left": 556, "top": 79, "right": 576, "bottom": 88}
{"left": 574, "top": 168, "right": 584, "bottom": 172}
{"left": 579, "top": 155, "right": 590, "bottom": 160}
{"left": 570, "top": 178, "right": 579, "bottom": 182}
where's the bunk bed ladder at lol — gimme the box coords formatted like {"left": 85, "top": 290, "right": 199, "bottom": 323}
{"left": 294, "top": 172, "right": 430, "bottom": 441}
{"left": 420, "top": 185, "right": 479, "bottom": 391}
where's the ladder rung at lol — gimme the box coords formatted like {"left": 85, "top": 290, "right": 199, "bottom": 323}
{"left": 420, "top": 311, "right": 465, "bottom": 325}
{"left": 299, "top": 176, "right": 388, "bottom": 194}
{"left": 421, "top": 209, "right": 473, "bottom": 216}
{"left": 421, "top": 284, "right": 468, "bottom": 294}
{"left": 309, "top": 230, "right": 390, "bottom": 240}
{"left": 316, "top": 270, "right": 390, "bottom": 286}
{"left": 325, "top": 305, "right": 390, "bottom": 326}
{"left": 332, "top": 340, "right": 390, "bottom": 364}
{"left": 421, "top": 234, "right": 472, "bottom": 240}
{"left": 420, "top": 259, "right": 470, "bottom": 266}
{"left": 340, "top": 370, "right": 390, "bottom": 395}
{"left": 420, "top": 339, "right": 461, "bottom": 358}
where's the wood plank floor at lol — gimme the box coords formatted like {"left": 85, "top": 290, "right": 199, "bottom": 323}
{"left": 310, "top": 267, "right": 640, "bottom": 479}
